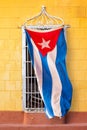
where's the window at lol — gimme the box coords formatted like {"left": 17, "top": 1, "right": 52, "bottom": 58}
{"left": 22, "top": 27, "right": 44, "bottom": 112}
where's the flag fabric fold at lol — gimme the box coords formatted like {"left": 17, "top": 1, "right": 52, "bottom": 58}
{"left": 25, "top": 28, "right": 72, "bottom": 118}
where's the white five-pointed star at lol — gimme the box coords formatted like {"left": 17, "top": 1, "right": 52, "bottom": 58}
{"left": 38, "top": 38, "right": 51, "bottom": 49}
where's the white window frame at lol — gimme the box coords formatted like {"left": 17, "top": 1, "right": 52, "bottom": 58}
{"left": 22, "top": 26, "right": 44, "bottom": 112}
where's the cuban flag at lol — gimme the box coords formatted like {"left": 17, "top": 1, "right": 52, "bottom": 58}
{"left": 25, "top": 28, "right": 72, "bottom": 118}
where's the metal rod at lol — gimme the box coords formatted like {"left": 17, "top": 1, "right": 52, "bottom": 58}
{"left": 18, "top": 6, "right": 71, "bottom": 29}
{"left": 18, "top": 24, "right": 71, "bottom": 29}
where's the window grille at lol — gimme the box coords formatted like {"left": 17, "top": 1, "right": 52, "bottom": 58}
{"left": 22, "top": 27, "right": 44, "bottom": 112}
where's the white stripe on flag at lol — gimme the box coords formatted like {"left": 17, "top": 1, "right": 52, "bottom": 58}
{"left": 47, "top": 46, "right": 62, "bottom": 117}
{"left": 30, "top": 38, "right": 43, "bottom": 96}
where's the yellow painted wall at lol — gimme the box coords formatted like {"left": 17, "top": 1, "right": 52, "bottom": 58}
{"left": 0, "top": 0, "right": 87, "bottom": 111}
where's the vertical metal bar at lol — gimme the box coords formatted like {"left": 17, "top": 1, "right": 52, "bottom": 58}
{"left": 34, "top": 77, "right": 36, "bottom": 110}
{"left": 26, "top": 45, "right": 29, "bottom": 108}
{"left": 22, "top": 26, "right": 26, "bottom": 111}
{"left": 22, "top": 26, "right": 44, "bottom": 112}
{"left": 31, "top": 62, "right": 32, "bottom": 109}
{"left": 38, "top": 87, "right": 39, "bottom": 111}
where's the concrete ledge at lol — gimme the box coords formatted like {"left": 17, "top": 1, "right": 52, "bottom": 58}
{"left": 0, "top": 123, "right": 87, "bottom": 130}
{"left": 0, "top": 111, "right": 87, "bottom": 130}
{"left": 66, "top": 112, "right": 87, "bottom": 123}
{"left": 0, "top": 111, "right": 87, "bottom": 124}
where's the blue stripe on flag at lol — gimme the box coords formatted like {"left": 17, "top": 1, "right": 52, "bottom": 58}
{"left": 55, "top": 29, "right": 72, "bottom": 117}
{"left": 25, "top": 31, "right": 34, "bottom": 66}
{"left": 39, "top": 53, "right": 54, "bottom": 118}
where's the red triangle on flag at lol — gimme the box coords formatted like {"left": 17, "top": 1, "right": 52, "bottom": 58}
{"left": 26, "top": 28, "right": 62, "bottom": 56}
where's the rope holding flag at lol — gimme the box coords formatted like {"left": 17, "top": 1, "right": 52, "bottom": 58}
{"left": 25, "top": 27, "right": 73, "bottom": 118}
